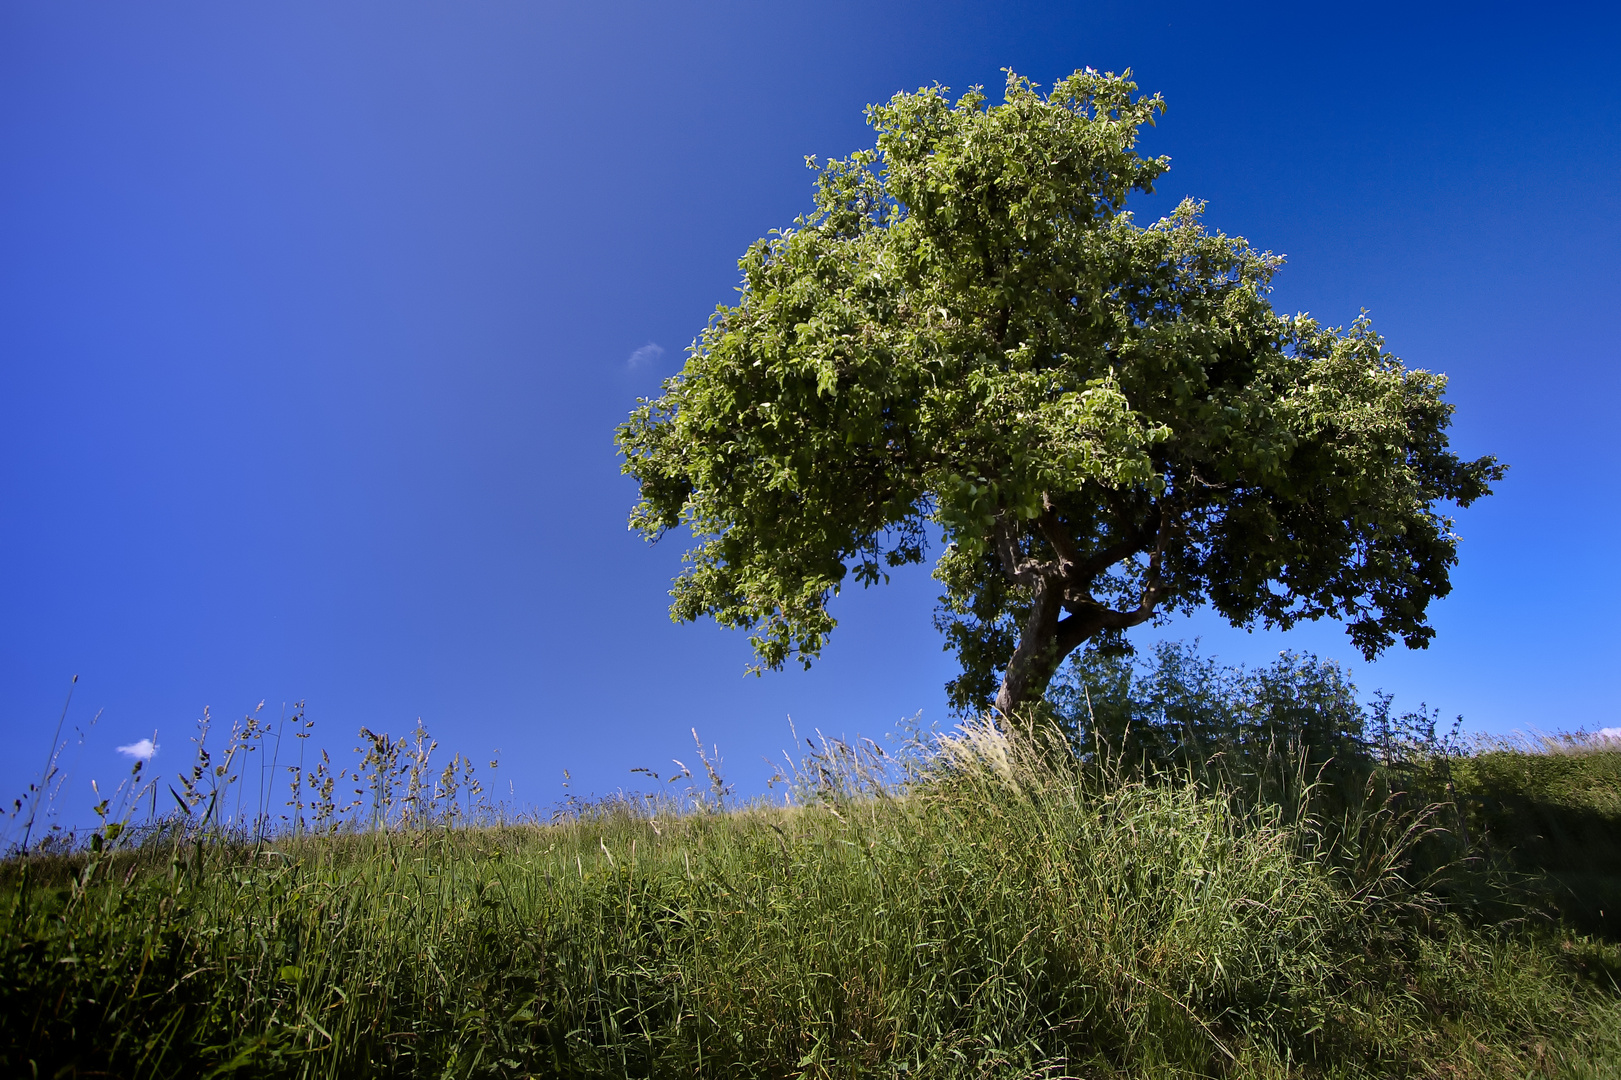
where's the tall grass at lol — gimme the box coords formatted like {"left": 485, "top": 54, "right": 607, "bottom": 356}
{"left": 1449, "top": 743, "right": 1621, "bottom": 939}
{"left": 4, "top": 716, "right": 1620, "bottom": 1079}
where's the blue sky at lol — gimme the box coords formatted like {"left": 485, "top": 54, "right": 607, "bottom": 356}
{"left": 3, "top": 1, "right": 1618, "bottom": 824}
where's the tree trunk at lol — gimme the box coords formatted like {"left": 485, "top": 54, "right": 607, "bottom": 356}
{"left": 990, "top": 504, "right": 1169, "bottom": 724}
{"left": 992, "top": 575, "right": 1071, "bottom": 724}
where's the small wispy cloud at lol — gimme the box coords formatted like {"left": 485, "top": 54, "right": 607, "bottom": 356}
{"left": 116, "top": 737, "right": 157, "bottom": 761}
{"left": 626, "top": 342, "right": 665, "bottom": 370}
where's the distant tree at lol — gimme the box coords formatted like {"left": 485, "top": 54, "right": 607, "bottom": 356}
{"left": 1048, "top": 641, "right": 1374, "bottom": 797}
{"left": 617, "top": 69, "right": 1503, "bottom": 727}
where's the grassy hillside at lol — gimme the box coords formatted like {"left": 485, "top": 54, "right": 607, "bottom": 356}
{"left": 4, "top": 723, "right": 1620, "bottom": 1079}
{"left": 1452, "top": 745, "right": 1621, "bottom": 938}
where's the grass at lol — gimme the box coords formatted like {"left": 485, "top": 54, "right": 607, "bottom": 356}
{"left": 3, "top": 720, "right": 1620, "bottom": 1079}
{"left": 1450, "top": 741, "right": 1621, "bottom": 939}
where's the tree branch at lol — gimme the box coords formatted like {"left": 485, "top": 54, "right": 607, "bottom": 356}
{"left": 993, "top": 512, "right": 1052, "bottom": 588}
{"left": 1053, "top": 488, "right": 1162, "bottom": 600}
{"left": 1035, "top": 497, "right": 1082, "bottom": 577}
{"left": 1049, "top": 499, "right": 1173, "bottom": 640}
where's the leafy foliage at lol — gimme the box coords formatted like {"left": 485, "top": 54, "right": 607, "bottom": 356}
{"left": 1050, "top": 642, "right": 1372, "bottom": 795}
{"left": 617, "top": 69, "right": 1503, "bottom": 717}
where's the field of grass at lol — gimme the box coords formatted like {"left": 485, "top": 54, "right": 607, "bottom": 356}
{"left": 1450, "top": 743, "right": 1621, "bottom": 939}
{"left": 4, "top": 716, "right": 1621, "bottom": 1080}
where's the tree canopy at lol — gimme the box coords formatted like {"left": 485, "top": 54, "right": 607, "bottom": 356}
{"left": 617, "top": 68, "right": 1504, "bottom": 723}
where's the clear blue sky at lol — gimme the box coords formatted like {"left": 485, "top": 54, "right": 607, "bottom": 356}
{"left": 3, "top": 2, "right": 1618, "bottom": 822}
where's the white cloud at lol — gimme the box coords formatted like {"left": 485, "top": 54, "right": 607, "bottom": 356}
{"left": 1600, "top": 727, "right": 1621, "bottom": 740}
{"left": 116, "top": 738, "right": 157, "bottom": 761}
{"left": 626, "top": 342, "right": 665, "bottom": 370}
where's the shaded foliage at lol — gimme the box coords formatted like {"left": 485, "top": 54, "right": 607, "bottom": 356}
{"left": 1049, "top": 641, "right": 1621, "bottom": 939}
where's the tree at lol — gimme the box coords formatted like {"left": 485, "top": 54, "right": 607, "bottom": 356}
{"left": 616, "top": 69, "right": 1504, "bottom": 727}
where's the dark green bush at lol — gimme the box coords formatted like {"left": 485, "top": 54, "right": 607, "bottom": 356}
{"left": 1049, "top": 641, "right": 1621, "bottom": 939}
